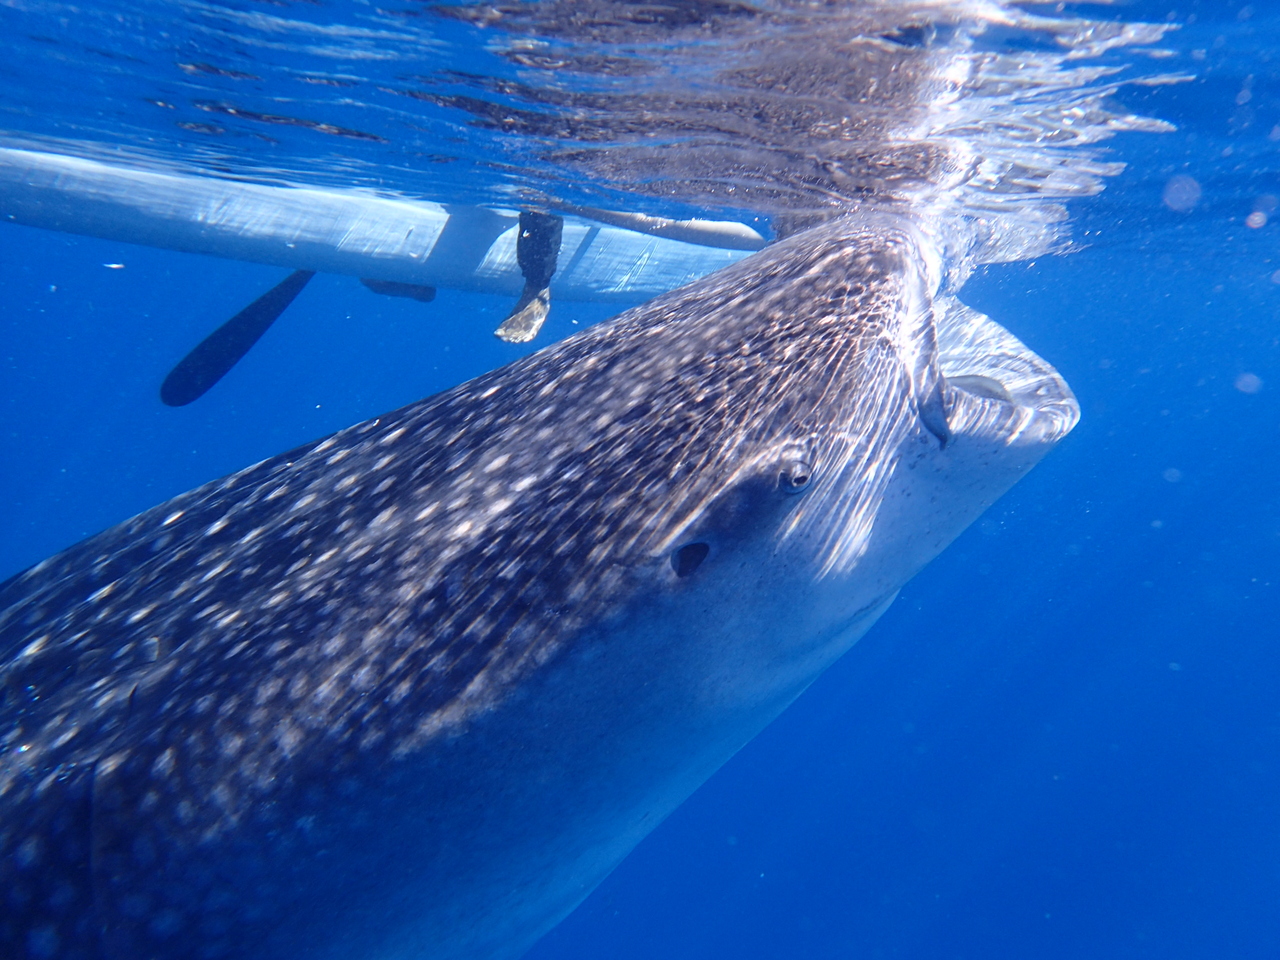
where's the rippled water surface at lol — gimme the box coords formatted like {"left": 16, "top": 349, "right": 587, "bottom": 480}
{"left": 3, "top": 1, "right": 1280, "bottom": 958}
{"left": 0, "top": 0, "right": 1173, "bottom": 223}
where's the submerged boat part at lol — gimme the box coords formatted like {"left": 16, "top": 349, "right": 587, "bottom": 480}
{"left": 494, "top": 211, "right": 564, "bottom": 344}
{"left": 0, "top": 146, "right": 761, "bottom": 303}
{"left": 159, "top": 270, "right": 315, "bottom": 407}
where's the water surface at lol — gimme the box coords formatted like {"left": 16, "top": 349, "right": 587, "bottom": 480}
{"left": 2, "top": 1, "right": 1278, "bottom": 958}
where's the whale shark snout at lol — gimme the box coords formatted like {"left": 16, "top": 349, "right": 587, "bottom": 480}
{"left": 0, "top": 212, "right": 1076, "bottom": 960}
{"left": 938, "top": 298, "right": 1080, "bottom": 446}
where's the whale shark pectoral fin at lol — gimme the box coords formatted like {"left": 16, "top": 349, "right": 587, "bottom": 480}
{"left": 495, "top": 211, "right": 563, "bottom": 343}
{"left": 160, "top": 269, "right": 315, "bottom": 406}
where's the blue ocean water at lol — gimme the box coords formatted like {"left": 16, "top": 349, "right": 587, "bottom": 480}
{"left": 1, "top": 1, "right": 1278, "bottom": 959}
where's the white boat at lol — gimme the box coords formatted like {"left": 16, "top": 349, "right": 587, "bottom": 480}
{"left": 0, "top": 146, "right": 764, "bottom": 302}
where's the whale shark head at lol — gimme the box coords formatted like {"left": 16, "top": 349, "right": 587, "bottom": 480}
{"left": 537, "top": 210, "right": 1079, "bottom": 727}
{"left": 0, "top": 212, "right": 1076, "bottom": 960}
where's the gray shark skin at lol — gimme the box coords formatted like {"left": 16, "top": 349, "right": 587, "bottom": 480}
{"left": 0, "top": 212, "right": 1077, "bottom": 960}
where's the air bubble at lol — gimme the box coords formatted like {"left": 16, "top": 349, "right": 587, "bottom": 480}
{"left": 1235, "top": 372, "right": 1263, "bottom": 394}
{"left": 1162, "top": 175, "right": 1201, "bottom": 212}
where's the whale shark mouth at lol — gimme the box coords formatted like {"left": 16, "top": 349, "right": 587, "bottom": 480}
{"left": 936, "top": 297, "right": 1080, "bottom": 447}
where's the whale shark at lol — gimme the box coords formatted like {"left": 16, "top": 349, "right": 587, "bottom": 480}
{"left": 0, "top": 209, "right": 1077, "bottom": 960}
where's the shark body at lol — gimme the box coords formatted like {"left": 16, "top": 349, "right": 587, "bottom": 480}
{"left": 0, "top": 212, "right": 1076, "bottom": 960}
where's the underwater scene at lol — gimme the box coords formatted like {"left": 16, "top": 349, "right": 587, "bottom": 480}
{"left": 0, "top": 1, "right": 1277, "bottom": 958}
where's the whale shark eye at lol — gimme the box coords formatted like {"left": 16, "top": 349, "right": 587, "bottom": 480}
{"left": 779, "top": 460, "right": 813, "bottom": 494}
{"left": 671, "top": 542, "right": 710, "bottom": 577}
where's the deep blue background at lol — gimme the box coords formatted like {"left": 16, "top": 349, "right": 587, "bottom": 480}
{"left": 3, "top": 2, "right": 1280, "bottom": 959}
